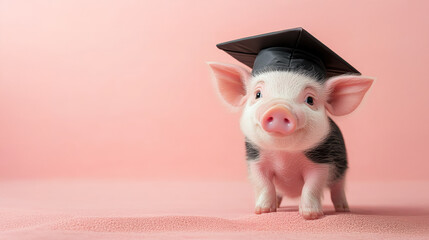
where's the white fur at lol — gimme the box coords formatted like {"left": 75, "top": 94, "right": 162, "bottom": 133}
{"left": 240, "top": 71, "right": 331, "bottom": 152}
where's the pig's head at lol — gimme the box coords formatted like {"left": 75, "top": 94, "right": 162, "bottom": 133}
{"left": 208, "top": 62, "right": 374, "bottom": 151}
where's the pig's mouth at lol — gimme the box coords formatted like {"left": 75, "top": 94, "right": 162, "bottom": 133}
{"left": 266, "top": 131, "right": 290, "bottom": 138}
{"left": 256, "top": 123, "right": 301, "bottom": 138}
{"left": 252, "top": 124, "right": 306, "bottom": 151}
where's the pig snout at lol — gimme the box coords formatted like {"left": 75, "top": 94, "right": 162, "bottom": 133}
{"left": 260, "top": 105, "right": 297, "bottom": 136}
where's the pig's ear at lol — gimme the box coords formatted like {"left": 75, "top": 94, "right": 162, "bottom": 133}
{"left": 207, "top": 62, "right": 250, "bottom": 107}
{"left": 325, "top": 75, "right": 374, "bottom": 116}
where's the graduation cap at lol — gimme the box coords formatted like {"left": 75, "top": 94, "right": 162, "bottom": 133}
{"left": 216, "top": 27, "right": 360, "bottom": 81}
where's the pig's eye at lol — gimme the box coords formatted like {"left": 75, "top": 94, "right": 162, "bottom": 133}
{"left": 255, "top": 90, "right": 262, "bottom": 99}
{"left": 305, "top": 96, "right": 314, "bottom": 106}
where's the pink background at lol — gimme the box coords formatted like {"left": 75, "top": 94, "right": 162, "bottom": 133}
{"left": 1, "top": 0, "right": 429, "bottom": 181}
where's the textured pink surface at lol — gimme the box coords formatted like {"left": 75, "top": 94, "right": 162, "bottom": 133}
{"left": 1, "top": 181, "right": 428, "bottom": 239}
{"left": 1, "top": 0, "right": 429, "bottom": 181}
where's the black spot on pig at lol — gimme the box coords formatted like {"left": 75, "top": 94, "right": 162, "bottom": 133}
{"left": 304, "top": 118, "right": 348, "bottom": 180}
{"left": 245, "top": 139, "right": 260, "bottom": 161}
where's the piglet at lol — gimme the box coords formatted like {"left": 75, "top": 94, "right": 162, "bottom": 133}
{"left": 208, "top": 62, "right": 373, "bottom": 219}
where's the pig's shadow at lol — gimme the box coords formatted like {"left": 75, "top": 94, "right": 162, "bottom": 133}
{"left": 277, "top": 205, "right": 429, "bottom": 217}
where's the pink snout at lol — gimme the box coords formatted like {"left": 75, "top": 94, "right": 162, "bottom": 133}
{"left": 261, "top": 105, "right": 296, "bottom": 136}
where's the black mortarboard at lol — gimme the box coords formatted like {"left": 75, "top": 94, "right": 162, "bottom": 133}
{"left": 216, "top": 27, "right": 360, "bottom": 81}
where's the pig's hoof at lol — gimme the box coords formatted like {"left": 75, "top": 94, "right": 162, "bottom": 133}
{"left": 300, "top": 210, "right": 324, "bottom": 220}
{"left": 276, "top": 195, "right": 283, "bottom": 208}
{"left": 299, "top": 206, "right": 324, "bottom": 220}
{"left": 334, "top": 203, "right": 350, "bottom": 212}
{"left": 255, "top": 206, "right": 276, "bottom": 214}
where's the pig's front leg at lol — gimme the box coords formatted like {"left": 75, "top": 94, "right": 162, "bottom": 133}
{"left": 248, "top": 163, "right": 277, "bottom": 214}
{"left": 299, "top": 165, "right": 330, "bottom": 220}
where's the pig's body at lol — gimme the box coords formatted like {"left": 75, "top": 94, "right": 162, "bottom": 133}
{"left": 248, "top": 147, "right": 322, "bottom": 198}
{"left": 208, "top": 63, "right": 373, "bottom": 220}
{"left": 245, "top": 118, "right": 349, "bottom": 217}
